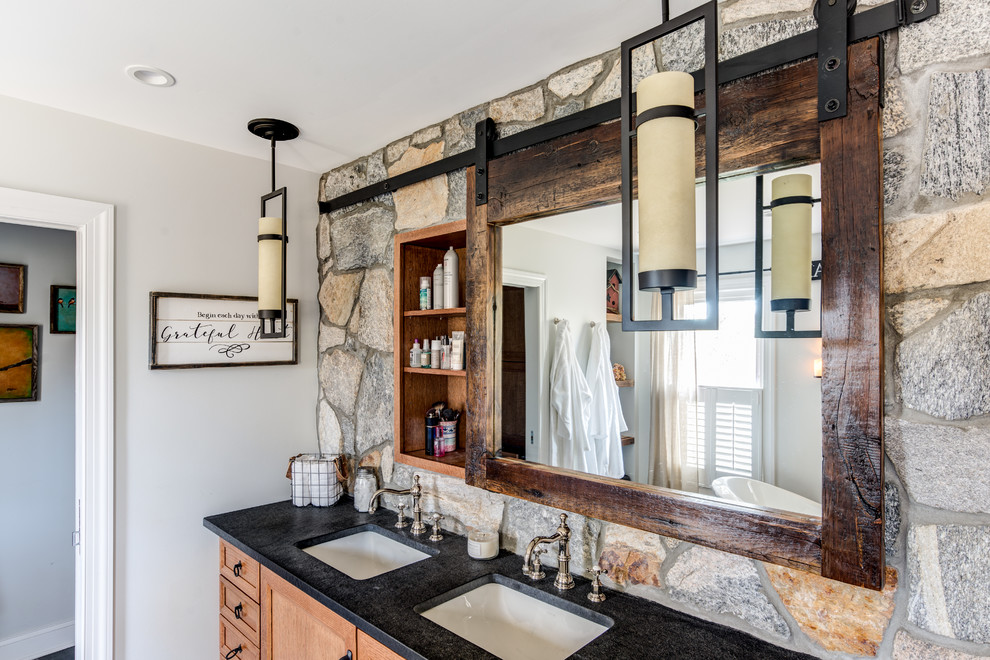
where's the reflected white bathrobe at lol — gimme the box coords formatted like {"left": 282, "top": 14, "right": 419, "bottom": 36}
{"left": 549, "top": 320, "right": 595, "bottom": 473}
{"left": 585, "top": 323, "right": 627, "bottom": 478}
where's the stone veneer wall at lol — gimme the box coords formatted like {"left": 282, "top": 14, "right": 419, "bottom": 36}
{"left": 315, "top": 1, "right": 990, "bottom": 657}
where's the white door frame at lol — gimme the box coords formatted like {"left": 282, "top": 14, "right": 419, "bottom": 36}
{"left": 502, "top": 268, "right": 548, "bottom": 462}
{"left": 0, "top": 187, "right": 114, "bottom": 659}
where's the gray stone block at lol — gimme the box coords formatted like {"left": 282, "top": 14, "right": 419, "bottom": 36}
{"left": 324, "top": 159, "right": 368, "bottom": 200}
{"left": 909, "top": 524, "right": 990, "bottom": 643}
{"left": 318, "top": 322, "right": 345, "bottom": 354}
{"left": 893, "top": 630, "right": 983, "bottom": 659}
{"left": 720, "top": 16, "right": 817, "bottom": 62}
{"left": 921, "top": 70, "right": 990, "bottom": 200}
{"left": 666, "top": 546, "right": 790, "bottom": 638}
{"left": 897, "top": 292, "right": 990, "bottom": 420}
{"left": 355, "top": 351, "right": 393, "bottom": 455}
{"left": 330, "top": 205, "right": 393, "bottom": 271}
{"left": 885, "top": 481, "right": 901, "bottom": 557}
{"left": 318, "top": 399, "right": 343, "bottom": 455}
{"left": 885, "top": 148, "right": 908, "bottom": 209}
{"left": 356, "top": 268, "right": 393, "bottom": 352}
{"left": 886, "top": 418, "right": 990, "bottom": 514}
{"left": 899, "top": 0, "right": 990, "bottom": 74}
{"left": 320, "top": 349, "right": 364, "bottom": 416}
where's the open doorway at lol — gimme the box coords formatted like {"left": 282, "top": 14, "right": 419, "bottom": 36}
{"left": 0, "top": 223, "right": 76, "bottom": 660}
{"left": 0, "top": 188, "right": 114, "bottom": 660}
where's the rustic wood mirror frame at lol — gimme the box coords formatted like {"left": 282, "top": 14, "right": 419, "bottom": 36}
{"left": 465, "top": 38, "right": 883, "bottom": 589}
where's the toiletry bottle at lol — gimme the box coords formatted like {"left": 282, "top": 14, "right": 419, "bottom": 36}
{"left": 431, "top": 337, "right": 441, "bottom": 370}
{"left": 421, "top": 339, "right": 431, "bottom": 368}
{"left": 411, "top": 339, "right": 421, "bottom": 368}
{"left": 443, "top": 246, "right": 459, "bottom": 308}
{"left": 425, "top": 409, "right": 439, "bottom": 456}
{"left": 419, "top": 276, "right": 431, "bottom": 310}
{"left": 432, "top": 263, "right": 444, "bottom": 310}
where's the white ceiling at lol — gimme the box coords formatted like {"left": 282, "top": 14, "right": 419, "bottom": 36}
{"left": 0, "top": 0, "right": 709, "bottom": 174}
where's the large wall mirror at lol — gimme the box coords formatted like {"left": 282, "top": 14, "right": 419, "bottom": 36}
{"left": 466, "top": 39, "right": 883, "bottom": 589}
{"left": 500, "top": 163, "right": 824, "bottom": 518}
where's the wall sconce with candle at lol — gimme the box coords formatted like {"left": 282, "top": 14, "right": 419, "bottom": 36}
{"left": 754, "top": 173, "right": 823, "bottom": 339}
{"left": 249, "top": 118, "right": 298, "bottom": 339}
{"left": 813, "top": 359, "right": 823, "bottom": 378}
{"left": 620, "top": 1, "right": 719, "bottom": 331}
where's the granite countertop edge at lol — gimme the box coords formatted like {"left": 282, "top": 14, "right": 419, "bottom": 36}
{"left": 203, "top": 499, "right": 815, "bottom": 660}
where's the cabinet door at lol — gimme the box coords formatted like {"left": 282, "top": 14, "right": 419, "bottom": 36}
{"left": 357, "top": 630, "right": 406, "bottom": 660}
{"left": 260, "top": 567, "right": 356, "bottom": 660}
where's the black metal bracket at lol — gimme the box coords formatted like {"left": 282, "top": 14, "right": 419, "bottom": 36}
{"left": 816, "top": 0, "right": 852, "bottom": 121}
{"left": 475, "top": 118, "right": 496, "bottom": 206}
{"left": 317, "top": 0, "right": 939, "bottom": 214}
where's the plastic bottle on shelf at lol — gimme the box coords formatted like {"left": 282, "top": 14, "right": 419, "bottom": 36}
{"left": 432, "top": 337, "right": 441, "bottom": 369}
{"left": 443, "top": 247, "right": 459, "bottom": 308}
{"left": 433, "top": 264, "right": 445, "bottom": 310}
{"left": 411, "top": 340, "right": 421, "bottom": 368}
{"left": 421, "top": 339, "right": 432, "bottom": 368}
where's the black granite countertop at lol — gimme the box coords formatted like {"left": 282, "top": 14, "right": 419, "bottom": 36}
{"left": 204, "top": 500, "right": 813, "bottom": 660}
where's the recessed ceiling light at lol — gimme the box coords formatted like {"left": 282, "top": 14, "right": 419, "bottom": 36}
{"left": 125, "top": 65, "right": 176, "bottom": 88}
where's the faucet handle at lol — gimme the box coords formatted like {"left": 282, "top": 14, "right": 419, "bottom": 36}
{"left": 587, "top": 565, "right": 607, "bottom": 603}
{"left": 527, "top": 548, "right": 547, "bottom": 580}
{"left": 395, "top": 504, "right": 409, "bottom": 529}
{"left": 428, "top": 513, "right": 444, "bottom": 542}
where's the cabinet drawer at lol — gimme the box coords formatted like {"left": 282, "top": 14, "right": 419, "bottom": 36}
{"left": 220, "top": 577, "right": 260, "bottom": 646}
{"left": 220, "top": 540, "right": 260, "bottom": 602}
{"left": 220, "top": 614, "right": 260, "bottom": 660}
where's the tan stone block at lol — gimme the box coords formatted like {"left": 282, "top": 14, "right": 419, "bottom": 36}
{"left": 490, "top": 87, "right": 545, "bottom": 123}
{"left": 889, "top": 297, "right": 950, "bottom": 336}
{"left": 722, "top": 0, "right": 812, "bottom": 25}
{"left": 318, "top": 271, "right": 362, "bottom": 326}
{"left": 388, "top": 142, "right": 449, "bottom": 231}
{"left": 596, "top": 523, "right": 665, "bottom": 588}
{"left": 884, "top": 202, "right": 990, "bottom": 294}
{"left": 765, "top": 564, "right": 898, "bottom": 656}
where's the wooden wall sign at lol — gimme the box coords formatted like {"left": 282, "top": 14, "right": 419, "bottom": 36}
{"left": 149, "top": 292, "right": 298, "bottom": 369}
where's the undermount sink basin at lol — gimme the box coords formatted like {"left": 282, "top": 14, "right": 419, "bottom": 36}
{"left": 299, "top": 525, "right": 434, "bottom": 580}
{"left": 416, "top": 575, "right": 612, "bottom": 660}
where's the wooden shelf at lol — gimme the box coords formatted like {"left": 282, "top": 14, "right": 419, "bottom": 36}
{"left": 396, "top": 449, "right": 466, "bottom": 478}
{"left": 404, "top": 307, "right": 466, "bottom": 317}
{"left": 394, "top": 219, "right": 468, "bottom": 480}
{"left": 621, "top": 435, "right": 635, "bottom": 446}
{"left": 404, "top": 367, "right": 466, "bottom": 377}
{"left": 606, "top": 312, "right": 622, "bottom": 323}
{"left": 616, "top": 379, "right": 634, "bottom": 388}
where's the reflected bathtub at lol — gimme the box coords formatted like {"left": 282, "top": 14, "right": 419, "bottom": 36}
{"left": 711, "top": 476, "right": 821, "bottom": 517}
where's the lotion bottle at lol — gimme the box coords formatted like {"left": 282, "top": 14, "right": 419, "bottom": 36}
{"left": 443, "top": 247, "right": 459, "bottom": 308}
{"left": 433, "top": 263, "right": 444, "bottom": 310}
{"left": 411, "top": 340, "right": 422, "bottom": 368}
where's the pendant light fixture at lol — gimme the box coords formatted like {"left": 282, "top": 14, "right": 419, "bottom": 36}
{"left": 621, "top": 1, "right": 719, "bottom": 331}
{"left": 249, "top": 118, "right": 298, "bottom": 339}
{"left": 754, "top": 173, "right": 822, "bottom": 339}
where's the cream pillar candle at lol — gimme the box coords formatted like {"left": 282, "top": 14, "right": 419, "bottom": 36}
{"left": 258, "top": 216, "right": 284, "bottom": 315}
{"left": 770, "top": 173, "right": 813, "bottom": 311}
{"left": 636, "top": 70, "right": 697, "bottom": 291}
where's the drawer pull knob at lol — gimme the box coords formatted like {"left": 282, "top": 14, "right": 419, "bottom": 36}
{"left": 233, "top": 603, "right": 243, "bottom": 620}
{"left": 232, "top": 561, "right": 243, "bottom": 577}
{"left": 225, "top": 645, "right": 242, "bottom": 659}
{"left": 339, "top": 651, "right": 352, "bottom": 660}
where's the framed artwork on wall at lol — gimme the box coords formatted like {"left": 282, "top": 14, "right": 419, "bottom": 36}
{"left": 0, "top": 324, "right": 40, "bottom": 402}
{"left": 149, "top": 292, "right": 298, "bottom": 369}
{"left": 0, "top": 263, "right": 26, "bottom": 313}
{"left": 50, "top": 285, "right": 77, "bottom": 334}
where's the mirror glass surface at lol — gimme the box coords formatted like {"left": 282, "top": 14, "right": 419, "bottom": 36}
{"left": 499, "top": 164, "right": 823, "bottom": 517}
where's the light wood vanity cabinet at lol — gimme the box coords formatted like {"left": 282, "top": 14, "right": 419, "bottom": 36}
{"left": 217, "top": 540, "right": 404, "bottom": 660}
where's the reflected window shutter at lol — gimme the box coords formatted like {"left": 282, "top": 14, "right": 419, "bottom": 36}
{"left": 707, "top": 388, "right": 762, "bottom": 480}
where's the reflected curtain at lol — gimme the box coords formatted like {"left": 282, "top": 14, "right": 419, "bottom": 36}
{"left": 648, "top": 292, "right": 701, "bottom": 492}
